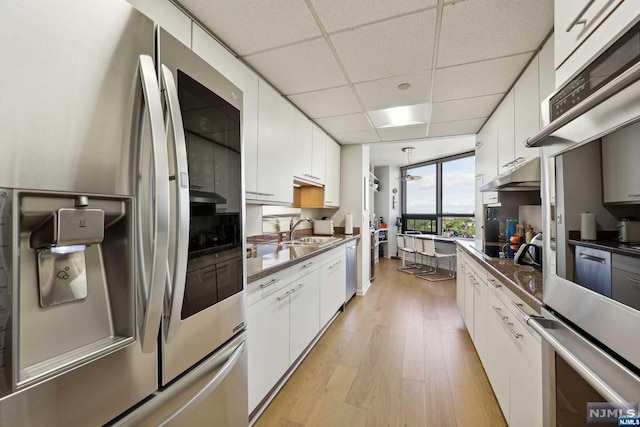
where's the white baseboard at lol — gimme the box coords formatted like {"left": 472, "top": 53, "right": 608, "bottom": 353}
{"left": 356, "top": 280, "right": 372, "bottom": 296}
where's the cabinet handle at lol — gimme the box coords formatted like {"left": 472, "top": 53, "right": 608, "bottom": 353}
{"left": 566, "top": 0, "right": 595, "bottom": 32}
{"left": 501, "top": 160, "right": 515, "bottom": 168}
{"left": 260, "top": 278, "right": 280, "bottom": 289}
{"left": 277, "top": 290, "right": 293, "bottom": 301}
{"left": 246, "top": 191, "right": 275, "bottom": 197}
{"left": 302, "top": 261, "right": 314, "bottom": 269}
{"left": 488, "top": 196, "right": 498, "bottom": 201}
{"left": 626, "top": 277, "right": 640, "bottom": 285}
{"left": 325, "top": 200, "right": 333, "bottom": 204}
{"left": 328, "top": 260, "right": 343, "bottom": 270}
{"left": 511, "top": 301, "right": 530, "bottom": 319}
{"left": 628, "top": 194, "right": 640, "bottom": 198}
{"left": 291, "top": 283, "right": 305, "bottom": 293}
{"left": 579, "top": 254, "right": 606, "bottom": 264}
{"left": 492, "top": 305, "right": 507, "bottom": 320}
{"left": 503, "top": 319, "right": 523, "bottom": 339}
{"left": 488, "top": 278, "right": 501, "bottom": 289}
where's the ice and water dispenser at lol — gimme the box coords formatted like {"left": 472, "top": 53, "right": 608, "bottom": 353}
{"left": 0, "top": 189, "right": 135, "bottom": 397}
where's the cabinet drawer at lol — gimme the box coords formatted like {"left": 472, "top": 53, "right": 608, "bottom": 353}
{"left": 487, "top": 273, "right": 541, "bottom": 342}
{"left": 247, "top": 269, "right": 290, "bottom": 307}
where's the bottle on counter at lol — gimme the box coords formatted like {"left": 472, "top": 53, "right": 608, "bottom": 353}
{"left": 525, "top": 225, "right": 534, "bottom": 244}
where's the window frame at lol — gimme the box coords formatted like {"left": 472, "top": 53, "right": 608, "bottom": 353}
{"left": 401, "top": 151, "right": 475, "bottom": 235}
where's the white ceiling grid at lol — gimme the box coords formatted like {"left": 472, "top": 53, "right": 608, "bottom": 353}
{"left": 176, "top": 0, "right": 552, "bottom": 161}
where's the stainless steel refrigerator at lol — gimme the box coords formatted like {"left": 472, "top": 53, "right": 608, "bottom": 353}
{"left": 0, "top": 1, "right": 248, "bottom": 425}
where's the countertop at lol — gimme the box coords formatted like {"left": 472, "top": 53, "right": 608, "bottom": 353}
{"left": 247, "top": 233, "right": 360, "bottom": 283}
{"left": 456, "top": 240, "right": 544, "bottom": 314}
{"left": 568, "top": 238, "right": 640, "bottom": 258}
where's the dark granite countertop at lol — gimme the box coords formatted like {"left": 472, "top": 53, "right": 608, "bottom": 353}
{"left": 568, "top": 239, "right": 640, "bottom": 258}
{"left": 456, "top": 240, "right": 544, "bottom": 314}
{"left": 247, "top": 233, "right": 360, "bottom": 283}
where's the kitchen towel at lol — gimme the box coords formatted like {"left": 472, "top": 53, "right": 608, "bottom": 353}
{"left": 581, "top": 212, "right": 597, "bottom": 241}
{"left": 345, "top": 213, "right": 353, "bottom": 235}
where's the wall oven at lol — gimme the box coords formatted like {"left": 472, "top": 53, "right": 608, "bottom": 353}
{"left": 528, "top": 17, "right": 640, "bottom": 427}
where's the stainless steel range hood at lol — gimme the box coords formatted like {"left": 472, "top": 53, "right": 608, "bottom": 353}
{"left": 480, "top": 157, "right": 540, "bottom": 192}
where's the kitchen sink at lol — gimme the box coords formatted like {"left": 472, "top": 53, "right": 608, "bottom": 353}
{"left": 269, "top": 236, "right": 343, "bottom": 248}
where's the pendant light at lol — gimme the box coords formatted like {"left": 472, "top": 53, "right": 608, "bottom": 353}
{"left": 402, "top": 147, "right": 422, "bottom": 181}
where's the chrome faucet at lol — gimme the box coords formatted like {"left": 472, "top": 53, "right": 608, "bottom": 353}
{"left": 290, "top": 217, "right": 314, "bottom": 242}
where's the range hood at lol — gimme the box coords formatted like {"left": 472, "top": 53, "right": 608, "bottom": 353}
{"left": 480, "top": 157, "right": 540, "bottom": 192}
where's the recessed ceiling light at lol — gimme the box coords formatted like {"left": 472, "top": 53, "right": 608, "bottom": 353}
{"left": 368, "top": 103, "right": 431, "bottom": 128}
{"left": 397, "top": 83, "right": 411, "bottom": 90}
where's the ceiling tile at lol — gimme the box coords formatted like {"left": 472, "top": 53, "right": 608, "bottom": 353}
{"left": 244, "top": 38, "right": 347, "bottom": 95}
{"left": 287, "top": 86, "right": 362, "bottom": 118}
{"left": 309, "top": 0, "right": 436, "bottom": 33}
{"left": 431, "top": 94, "right": 503, "bottom": 123}
{"left": 432, "top": 53, "right": 530, "bottom": 102}
{"left": 179, "top": 0, "right": 322, "bottom": 56}
{"left": 332, "top": 129, "right": 380, "bottom": 144}
{"left": 354, "top": 71, "right": 431, "bottom": 110}
{"left": 428, "top": 118, "right": 486, "bottom": 137}
{"left": 330, "top": 10, "right": 437, "bottom": 83}
{"left": 378, "top": 124, "right": 428, "bottom": 141}
{"left": 437, "top": 0, "right": 553, "bottom": 67}
{"left": 369, "top": 135, "right": 476, "bottom": 166}
{"left": 315, "top": 113, "right": 372, "bottom": 134}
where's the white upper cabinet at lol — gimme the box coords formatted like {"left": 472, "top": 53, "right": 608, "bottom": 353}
{"left": 496, "top": 90, "right": 515, "bottom": 173}
{"left": 256, "top": 79, "right": 294, "bottom": 204}
{"left": 476, "top": 117, "right": 499, "bottom": 205}
{"left": 293, "top": 109, "right": 313, "bottom": 180}
{"left": 311, "top": 124, "right": 326, "bottom": 184}
{"left": 555, "top": 0, "right": 640, "bottom": 87}
{"left": 514, "top": 57, "right": 540, "bottom": 162}
{"left": 323, "top": 137, "right": 341, "bottom": 207}
{"left": 538, "top": 35, "right": 555, "bottom": 123}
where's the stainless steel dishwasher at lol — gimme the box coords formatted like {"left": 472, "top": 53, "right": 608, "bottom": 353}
{"left": 346, "top": 240, "right": 357, "bottom": 302}
{"left": 575, "top": 246, "right": 612, "bottom": 297}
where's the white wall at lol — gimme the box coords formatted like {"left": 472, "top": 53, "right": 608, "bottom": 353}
{"left": 126, "top": 0, "right": 192, "bottom": 47}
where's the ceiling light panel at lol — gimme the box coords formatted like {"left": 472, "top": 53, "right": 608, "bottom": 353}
{"left": 428, "top": 118, "right": 486, "bottom": 137}
{"left": 178, "top": 0, "right": 322, "bottom": 56}
{"left": 437, "top": 0, "right": 553, "bottom": 68}
{"left": 244, "top": 38, "right": 347, "bottom": 95}
{"left": 287, "top": 86, "right": 362, "bottom": 118}
{"left": 309, "top": 0, "right": 436, "bottom": 33}
{"left": 368, "top": 103, "right": 431, "bottom": 128}
{"left": 330, "top": 9, "right": 437, "bottom": 83}
{"left": 432, "top": 53, "right": 530, "bottom": 102}
{"left": 354, "top": 70, "right": 431, "bottom": 111}
{"left": 431, "top": 93, "right": 503, "bottom": 123}
{"left": 315, "top": 113, "right": 373, "bottom": 134}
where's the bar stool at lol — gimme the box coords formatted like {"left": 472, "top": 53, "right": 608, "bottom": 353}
{"left": 397, "top": 234, "right": 420, "bottom": 273}
{"left": 415, "top": 237, "right": 437, "bottom": 278}
{"left": 416, "top": 236, "right": 456, "bottom": 281}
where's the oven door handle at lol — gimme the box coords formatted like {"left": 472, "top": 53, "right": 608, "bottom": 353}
{"left": 160, "top": 64, "right": 189, "bottom": 344}
{"left": 527, "top": 315, "right": 640, "bottom": 405}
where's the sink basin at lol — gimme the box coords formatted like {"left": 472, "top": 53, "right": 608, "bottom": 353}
{"left": 269, "top": 236, "right": 343, "bottom": 248}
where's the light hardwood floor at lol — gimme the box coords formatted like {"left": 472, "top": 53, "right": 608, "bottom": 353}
{"left": 253, "top": 258, "right": 507, "bottom": 427}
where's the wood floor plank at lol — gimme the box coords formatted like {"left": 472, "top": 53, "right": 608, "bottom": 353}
{"left": 253, "top": 259, "right": 506, "bottom": 427}
{"left": 397, "top": 378, "right": 427, "bottom": 427}
{"left": 305, "top": 364, "right": 368, "bottom": 427}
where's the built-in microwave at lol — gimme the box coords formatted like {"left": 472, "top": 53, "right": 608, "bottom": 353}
{"left": 526, "top": 18, "right": 640, "bottom": 425}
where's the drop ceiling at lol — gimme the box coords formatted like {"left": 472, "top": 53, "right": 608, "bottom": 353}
{"left": 175, "top": 0, "right": 553, "bottom": 153}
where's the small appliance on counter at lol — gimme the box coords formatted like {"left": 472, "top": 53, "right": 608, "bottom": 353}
{"left": 313, "top": 219, "right": 334, "bottom": 236}
{"left": 618, "top": 217, "right": 640, "bottom": 243}
{"left": 514, "top": 232, "right": 543, "bottom": 270}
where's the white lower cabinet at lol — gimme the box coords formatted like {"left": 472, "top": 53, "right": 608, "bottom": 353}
{"left": 457, "top": 249, "right": 543, "bottom": 426}
{"left": 289, "top": 270, "right": 320, "bottom": 363}
{"left": 247, "top": 285, "right": 290, "bottom": 412}
{"left": 247, "top": 246, "right": 347, "bottom": 414}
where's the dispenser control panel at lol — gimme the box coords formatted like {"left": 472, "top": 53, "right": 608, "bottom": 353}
{"left": 0, "top": 189, "right": 12, "bottom": 387}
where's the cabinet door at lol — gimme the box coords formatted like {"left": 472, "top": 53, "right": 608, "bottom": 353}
{"left": 508, "top": 317, "right": 543, "bottom": 427}
{"left": 289, "top": 270, "right": 320, "bottom": 363}
{"left": 497, "top": 90, "right": 515, "bottom": 173}
{"left": 257, "top": 79, "right": 294, "bottom": 204}
{"left": 311, "top": 124, "right": 326, "bottom": 184}
{"left": 514, "top": 56, "right": 540, "bottom": 162}
{"left": 472, "top": 277, "right": 488, "bottom": 365}
{"left": 323, "top": 137, "right": 341, "bottom": 207}
{"left": 293, "top": 109, "right": 313, "bottom": 180}
{"left": 247, "top": 286, "right": 290, "bottom": 412}
{"left": 538, "top": 35, "right": 555, "bottom": 128}
{"left": 486, "top": 291, "right": 511, "bottom": 420}
{"left": 463, "top": 271, "right": 475, "bottom": 336}
{"left": 602, "top": 122, "right": 640, "bottom": 203}
{"left": 477, "top": 118, "right": 499, "bottom": 205}
{"left": 320, "top": 256, "right": 346, "bottom": 326}
{"left": 456, "top": 257, "right": 466, "bottom": 315}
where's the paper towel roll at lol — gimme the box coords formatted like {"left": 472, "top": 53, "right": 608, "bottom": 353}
{"left": 345, "top": 213, "right": 353, "bottom": 235}
{"left": 581, "top": 212, "right": 597, "bottom": 241}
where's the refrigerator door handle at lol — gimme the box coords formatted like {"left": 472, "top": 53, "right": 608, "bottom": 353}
{"left": 160, "top": 64, "right": 189, "bottom": 343}
{"left": 136, "top": 55, "right": 170, "bottom": 353}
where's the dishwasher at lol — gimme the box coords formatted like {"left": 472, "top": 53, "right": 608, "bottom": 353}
{"left": 575, "top": 246, "right": 612, "bottom": 297}
{"left": 346, "top": 240, "right": 357, "bottom": 302}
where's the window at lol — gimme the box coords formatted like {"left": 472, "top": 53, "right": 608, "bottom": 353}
{"left": 402, "top": 153, "right": 475, "bottom": 237}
